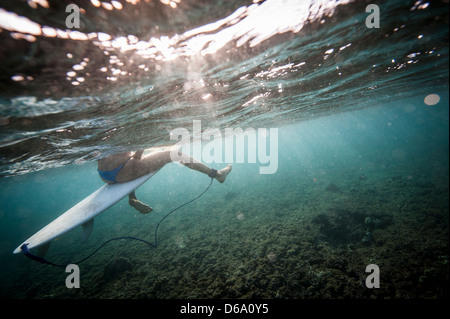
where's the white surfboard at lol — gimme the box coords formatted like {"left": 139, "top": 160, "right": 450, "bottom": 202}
{"left": 13, "top": 171, "right": 158, "bottom": 255}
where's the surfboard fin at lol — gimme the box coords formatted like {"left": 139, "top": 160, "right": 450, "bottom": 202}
{"left": 37, "top": 242, "right": 51, "bottom": 257}
{"left": 81, "top": 219, "right": 94, "bottom": 242}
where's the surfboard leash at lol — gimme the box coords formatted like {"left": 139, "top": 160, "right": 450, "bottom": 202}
{"left": 20, "top": 175, "right": 216, "bottom": 268}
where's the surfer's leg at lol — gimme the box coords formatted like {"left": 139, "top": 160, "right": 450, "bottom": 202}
{"left": 116, "top": 149, "right": 171, "bottom": 182}
{"left": 175, "top": 152, "right": 232, "bottom": 183}
{"left": 128, "top": 191, "right": 153, "bottom": 214}
{"left": 117, "top": 148, "right": 232, "bottom": 183}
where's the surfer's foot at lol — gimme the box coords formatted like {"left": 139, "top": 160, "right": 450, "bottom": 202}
{"left": 215, "top": 164, "right": 232, "bottom": 183}
{"left": 129, "top": 198, "right": 153, "bottom": 214}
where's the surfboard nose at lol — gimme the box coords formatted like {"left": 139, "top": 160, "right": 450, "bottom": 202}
{"left": 13, "top": 244, "right": 25, "bottom": 254}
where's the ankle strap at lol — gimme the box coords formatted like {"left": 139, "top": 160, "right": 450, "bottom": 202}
{"left": 208, "top": 168, "right": 217, "bottom": 178}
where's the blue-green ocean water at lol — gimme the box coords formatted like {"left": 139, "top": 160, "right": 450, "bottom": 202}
{"left": 0, "top": 0, "right": 448, "bottom": 299}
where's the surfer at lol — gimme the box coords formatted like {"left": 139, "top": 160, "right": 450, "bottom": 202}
{"left": 97, "top": 147, "right": 232, "bottom": 214}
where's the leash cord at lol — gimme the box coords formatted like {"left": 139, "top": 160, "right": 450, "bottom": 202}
{"left": 21, "top": 177, "right": 214, "bottom": 268}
